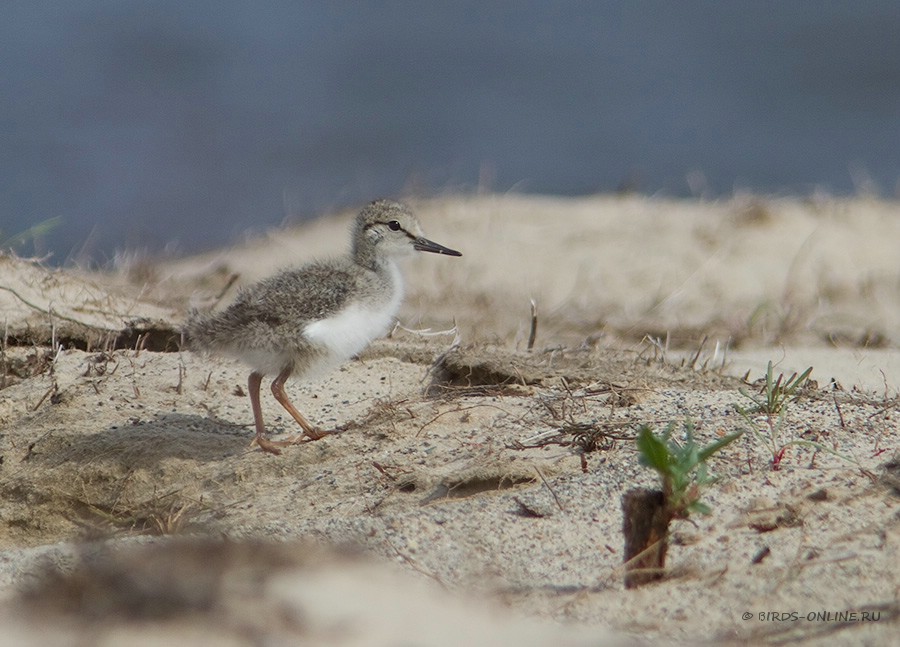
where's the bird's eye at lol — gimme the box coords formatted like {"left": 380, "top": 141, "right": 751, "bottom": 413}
{"left": 387, "top": 220, "right": 401, "bottom": 231}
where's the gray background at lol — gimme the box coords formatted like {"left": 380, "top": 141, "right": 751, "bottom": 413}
{"left": 3, "top": 2, "right": 899, "bottom": 262}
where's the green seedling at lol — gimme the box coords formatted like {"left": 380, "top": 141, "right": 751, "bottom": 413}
{"left": 739, "top": 360, "right": 812, "bottom": 416}
{"left": 623, "top": 422, "right": 741, "bottom": 588}
{"left": 736, "top": 361, "right": 814, "bottom": 469}
{"left": 636, "top": 421, "right": 743, "bottom": 517}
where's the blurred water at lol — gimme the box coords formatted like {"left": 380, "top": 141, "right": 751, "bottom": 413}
{"left": 2, "top": 1, "right": 899, "bottom": 263}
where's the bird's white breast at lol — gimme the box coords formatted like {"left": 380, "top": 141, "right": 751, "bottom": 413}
{"left": 302, "top": 261, "right": 404, "bottom": 362}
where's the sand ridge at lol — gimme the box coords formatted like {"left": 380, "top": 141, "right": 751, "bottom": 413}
{"left": 1, "top": 193, "right": 898, "bottom": 645}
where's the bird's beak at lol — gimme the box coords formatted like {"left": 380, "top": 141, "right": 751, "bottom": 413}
{"left": 413, "top": 236, "right": 462, "bottom": 256}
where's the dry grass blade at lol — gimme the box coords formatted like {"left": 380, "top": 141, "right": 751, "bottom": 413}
{"left": 527, "top": 299, "right": 538, "bottom": 351}
{"left": 66, "top": 489, "right": 202, "bottom": 538}
{"left": 509, "top": 420, "right": 635, "bottom": 453}
{"left": 0, "top": 217, "right": 61, "bottom": 251}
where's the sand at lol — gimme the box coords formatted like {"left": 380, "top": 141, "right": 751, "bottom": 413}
{"left": 0, "top": 193, "right": 898, "bottom": 645}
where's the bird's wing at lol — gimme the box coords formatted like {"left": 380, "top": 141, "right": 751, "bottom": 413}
{"left": 239, "top": 261, "right": 361, "bottom": 326}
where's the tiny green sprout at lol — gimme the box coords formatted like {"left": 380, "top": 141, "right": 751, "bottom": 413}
{"left": 636, "top": 422, "right": 742, "bottom": 518}
{"left": 739, "top": 360, "right": 813, "bottom": 417}
{"left": 736, "top": 361, "right": 815, "bottom": 470}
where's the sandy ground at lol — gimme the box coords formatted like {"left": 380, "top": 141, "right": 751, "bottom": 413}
{"left": 1, "top": 193, "right": 898, "bottom": 645}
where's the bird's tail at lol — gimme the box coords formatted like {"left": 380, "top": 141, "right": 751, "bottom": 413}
{"left": 182, "top": 308, "right": 213, "bottom": 350}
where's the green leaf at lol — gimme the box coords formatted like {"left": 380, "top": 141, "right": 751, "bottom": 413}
{"left": 636, "top": 425, "right": 670, "bottom": 475}
{"left": 635, "top": 421, "right": 741, "bottom": 519}
{"left": 697, "top": 431, "right": 744, "bottom": 463}
{"left": 784, "top": 366, "right": 813, "bottom": 395}
{"left": 689, "top": 501, "right": 712, "bottom": 515}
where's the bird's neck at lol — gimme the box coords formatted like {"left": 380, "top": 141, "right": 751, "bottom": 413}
{"left": 351, "top": 239, "right": 378, "bottom": 271}
{"left": 354, "top": 242, "right": 404, "bottom": 278}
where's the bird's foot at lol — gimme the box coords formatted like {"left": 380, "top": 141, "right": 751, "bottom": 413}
{"left": 249, "top": 434, "right": 284, "bottom": 456}
{"left": 285, "top": 427, "right": 332, "bottom": 444}
{"left": 249, "top": 427, "right": 331, "bottom": 454}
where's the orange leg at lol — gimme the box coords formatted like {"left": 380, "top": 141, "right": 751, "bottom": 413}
{"left": 248, "top": 371, "right": 283, "bottom": 455}
{"left": 271, "top": 366, "right": 326, "bottom": 441}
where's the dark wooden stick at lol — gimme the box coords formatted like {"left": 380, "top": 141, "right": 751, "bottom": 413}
{"left": 622, "top": 488, "right": 672, "bottom": 589}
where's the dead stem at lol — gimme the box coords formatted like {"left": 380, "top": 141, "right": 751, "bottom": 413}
{"left": 534, "top": 466, "right": 563, "bottom": 512}
{"left": 527, "top": 299, "right": 538, "bottom": 351}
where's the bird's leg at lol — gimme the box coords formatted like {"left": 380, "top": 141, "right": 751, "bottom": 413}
{"left": 248, "top": 371, "right": 282, "bottom": 455}
{"left": 271, "top": 366, "right": 326, "bottom": 441}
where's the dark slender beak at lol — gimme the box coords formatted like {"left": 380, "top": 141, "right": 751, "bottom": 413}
{"left": 413, "top": 236, "right": 462, "bottom": 256}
